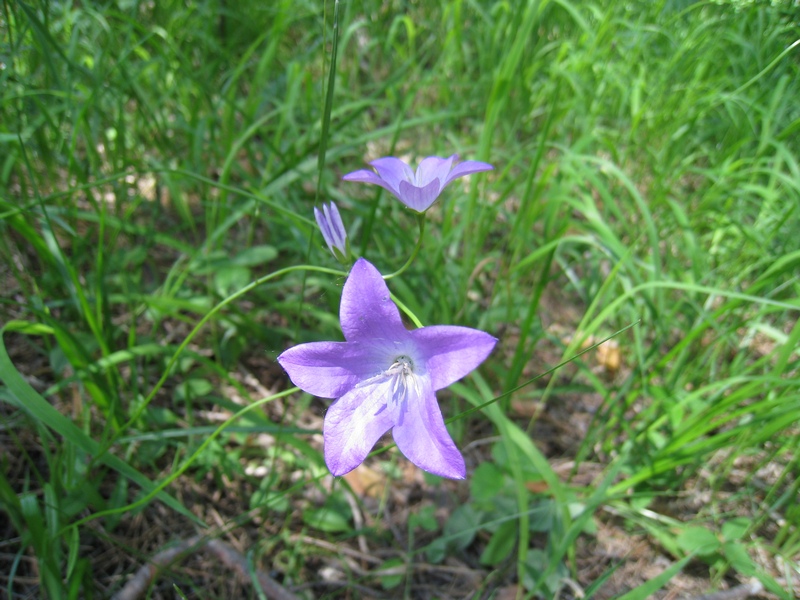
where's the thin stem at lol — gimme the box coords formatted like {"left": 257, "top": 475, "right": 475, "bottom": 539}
{"left": 384, "top": 213, "right": 426, "bottom": 280}
{"left": 73, "top": 387, "right": 300, "bottom": 530}
{"left": 108, "top": 264, "right": 347, "bottom": 450}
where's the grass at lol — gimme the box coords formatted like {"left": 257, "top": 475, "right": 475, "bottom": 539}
{"left": 1, "top": 0, "right": 799, "bottom": 597}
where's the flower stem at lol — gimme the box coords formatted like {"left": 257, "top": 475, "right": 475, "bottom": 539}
{"left": 384, "top": 213, "right": 426, "bottom": 280}
{"left": 112, "top": 264, "right": 347, "bottom": 445}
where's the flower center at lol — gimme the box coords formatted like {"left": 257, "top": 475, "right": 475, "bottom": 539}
{"left": 386, "top": 355, "right": 420, "bottom": 404}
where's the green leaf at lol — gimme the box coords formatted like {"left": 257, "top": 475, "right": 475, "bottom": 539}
{"left": 425, "top": 538, "right": 447, "bottom": 564}
{"left": 676, "top": 526, "right": 721, "bottom": 557}
{"left": 443, "top": 504, "right": 480, "bottom": 551}
{"left": 722, "top": 541, "right": 756, "bottom": 575}
{"left": 426, "top": 504, "right": 481, "bottom": 564}
{"left": 480, "top": 519, "right": 517, "bottom": 566}
{"left": 215, "top": 266, "right": 251, "bottom": 297}
{"left": 569, "top": 502, "right": 598, "bottom": 535}
{"left": 615, "top": 556, "right": 693, "bottom": 600}
{"left": 302, "top": 492, "right": 352, "bottom": 533}
{"left": 251, "top": 475, "right": 289, "bottom": 513}
{"left": 377, "top": 558, "right": 405, "bottom": 590}
{"left": 192, "top": 246, "right": 277, "bottom": 275}
{"left": 66, "top": 526, "right": 79, "bottom": 580}
{"left": 471, "top": 462, "right": 506, "bottom": 503}
{"left": 409, "top": 505, "right": 438, "bottom": 532}
{"left": 521, "top": 549, "right": 569, "bottom": 594}
{"left": 491, "top": 440, "right": 539, "bottom": 481}
{"left": 721, "top": 517, "right": 751, "bottom": 542}
{"left": 20, "top": 492, "right": 46, "bottom": 550}
{"left": 174, "top": 378, "right": 214, "bottom": 402}
{"left": 528, "top": 499, "right": 557, "bottom": 533}
{"left": 229, "top": 245, "right": 278, "bottom": 266}
{"left": 303, "top": 507, "right": 351, "bottom": 533}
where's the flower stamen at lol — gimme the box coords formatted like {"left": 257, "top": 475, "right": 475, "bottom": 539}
{"left": 387, "top": 355, "right": 421, "bottom": 402}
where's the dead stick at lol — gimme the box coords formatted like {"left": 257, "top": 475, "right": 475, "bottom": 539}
{"left": 112, "top": 536, "right": 300, "bottom": 600}
{"left": 688, "top": 580, "right": 764, "bottom": 600}
{"left": 111, "top": 536, "right": 201, "bottom": 600}
{"left": 205, "top": 539, "right": 300, "bottom": 600}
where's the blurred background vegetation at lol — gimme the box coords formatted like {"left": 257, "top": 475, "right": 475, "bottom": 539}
{"left": 1, "top": 0, "right": 799, "bottom": 597}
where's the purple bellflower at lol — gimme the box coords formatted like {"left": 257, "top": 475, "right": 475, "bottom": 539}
{"left": 314, "top": 201, "right": 349, "bottom": 263}
{"left": 277, "top": 258, "right": 496, "bottom": 479}
{"left": 343, "top": 154, "right": 493, "bottom": 213}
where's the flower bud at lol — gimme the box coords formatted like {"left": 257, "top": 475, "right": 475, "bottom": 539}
{"left": 314, "top": 201, "right": 350, "bottom": 264}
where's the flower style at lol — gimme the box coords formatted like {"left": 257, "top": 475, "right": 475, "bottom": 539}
{"left": 343, "top": 154, "right": 493, "bottom": 213}
{"left": 278, "top": 258, "right": 496, "bottom": 479}
{"left": 314, "top": 201, "right": 349, "bottom": 263}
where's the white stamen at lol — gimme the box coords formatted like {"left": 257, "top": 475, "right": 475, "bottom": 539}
{"left": 355, "top": 354, "right": 421, "bottom": 410}
{"left": 385, "top": 355, "right": 421, "bottom": 402}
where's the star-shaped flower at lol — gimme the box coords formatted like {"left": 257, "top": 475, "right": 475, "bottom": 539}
{"left": 343, "top": 154, "right": 493, "bottom": 213}
{"left": 278, "top": 258, "right": 496, "bottom": 479}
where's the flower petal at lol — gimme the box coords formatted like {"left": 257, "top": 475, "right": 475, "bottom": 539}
{"left": 314, "top": 206, "right": 334, "bottom": 253}
{"left": 392, "top": 375, "right": 466, "bottom": 479}
{"left": 324, "top": 378, "right": 397, "bottom": 476}
{"left": 369, "top": 157, "right": 414, "bottom": 191}
{"left": 415, "top": 155, "right": 456, "bottom": 189}
{"left": 324, "top": 202, "right": 347, "bottom": 251}
{"left": 397, "top": 178, "right": 442, "bottom": 212}
{"left": 442, "top": 160, "right": 494, "bottom": 188}
{"left": 340, "top": 258, "right": 409, "bottom": 343}
{"left": 410, "top": 325, "right": 497, "bottom": 390}
{"left": 342, "top": 168, "right": 401, "bottom": 198}
{"left": 277, "top": 341, "right": 383, "bottom": 398}
{"left": 314, "top": 202, "right": 347, "bottom": 256}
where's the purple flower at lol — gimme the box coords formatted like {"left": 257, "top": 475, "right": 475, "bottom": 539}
{"left": 278, "top": 258, "right": 496, "bottom": 479}
{"left": 314, "top": 201, "right": 349, "bottom": 262}
{"left": 343, "top": 154, "right": 494, "bottom": 213}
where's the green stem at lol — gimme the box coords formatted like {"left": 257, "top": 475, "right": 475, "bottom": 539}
{"left": 107, "top": 264, "right": 347, "bottom": 451}
{"left": 384, "top": 213, "right": 426, "bottom": 280}
{"left": 70, "top": 386, "right": 299, "bottom": 531}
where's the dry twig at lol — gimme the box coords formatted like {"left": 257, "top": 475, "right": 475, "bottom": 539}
{"left": 687, "top": 579, "right": 764, "bottom": 600}
{"left": 111, "top": 535, "right": 300, "bottom": 600}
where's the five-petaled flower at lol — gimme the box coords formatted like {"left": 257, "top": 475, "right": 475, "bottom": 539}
{"left": 277, "top": 258, "right": 496, "bottom": 479}
{"left": 343, "top": 154, "right": 493, "bottom": 213}
{"left": 314, "top": 201, "right": 349, "bottom": 263}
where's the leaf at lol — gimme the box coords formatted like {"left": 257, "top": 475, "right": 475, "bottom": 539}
{"left": 721, "top": 517, "right": 751, "bottom": 542}
{"left": 521, "top": 548, "right": 568, "bottom": 594}
{"left": 302, "top": 492, "right": 352, "bottom": 533}
{"left": 303, "top": 507, "right": 351, "bottom": 533}
{"left": 676, "top": 526, "right": 721, "bottom": 557}
{"left": 215, "top": 266, "right": 251, "bottom": 297}
{"left": 229, "top": 245, "right": 278, "bottom": 266}
{"left": 251, "top": 474, "right": 289, "bottom": 513}
{"left": 426, "top": 504, "right": 481, "bottom": 564}
{"left": 377, "top": 558, "right": 405, "bottom": 590}
{"left": 425, "top": 538, "right": 447, "bottom": 564}
{"left": 409, "top": 505, "right": 438, "bottom": 532}
{"left": 66, "top": 526, "right": 80, "bottom": 580}
{"left": 471, "top": 462, "right": 506, "bottom": 503}
{"left": 615, "top": 555, "right": 692, "bottom": 600}
{"left": 480, "top": 519, "right": 517, "bottom": 566}
{"left": 528, "top": 499, "right": 557, "bottom": 533}
{"left": 722, "top": 541, "right": 756, "bottom": 575}
{"left": 174, "top": 378, "right": 214, "bottom": 402}
{"left": 192, "top": 245, "right": 277, "bottom": 275}
{"left": 443, "top": 504, "right": 480, "bottom": 551}
{"left": 491, "top": 440, "right": 539, "bottom": 481}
